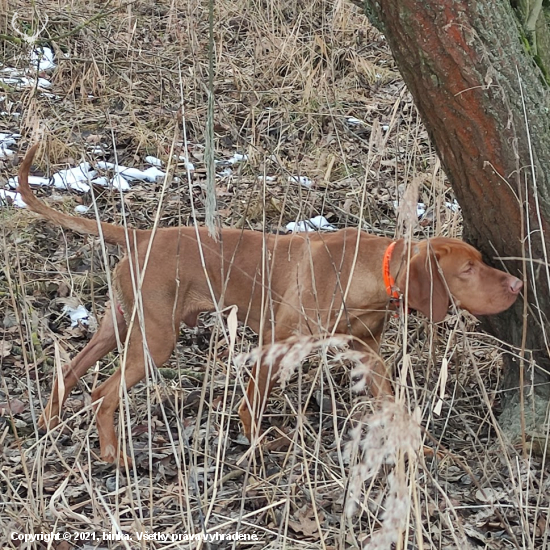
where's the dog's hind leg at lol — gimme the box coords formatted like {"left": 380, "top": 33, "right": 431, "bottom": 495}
{"left": 38, "top": 303, "right": 127, "bottom": 430}
{"left": 91, "top": 319, "right": 177, "bottom": 464}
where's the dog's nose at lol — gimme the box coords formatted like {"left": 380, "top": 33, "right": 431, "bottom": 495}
{"left": 509, "top": 277, "right": 523, "bottom": 294}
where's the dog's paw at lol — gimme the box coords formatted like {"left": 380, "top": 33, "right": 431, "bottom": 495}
{"left": 37, "top": 411, "right": 60, "bottom": 432}
{"left": 100, "top": 444, "right": 133, "bottom": 468}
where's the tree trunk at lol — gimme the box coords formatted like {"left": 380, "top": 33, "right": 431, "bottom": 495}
{"left": 359, "top": 0, "right": 550, "bottom": 442}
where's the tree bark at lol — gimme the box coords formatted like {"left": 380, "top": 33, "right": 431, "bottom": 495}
{"left": 359, "top": 0, "right": 550, "bottom": 441}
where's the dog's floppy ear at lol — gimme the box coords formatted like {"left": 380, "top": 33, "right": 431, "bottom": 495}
{"left": 405, "top": 244, "right": 450, "bottom": 322}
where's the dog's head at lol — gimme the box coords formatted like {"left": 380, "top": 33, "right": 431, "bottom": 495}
{"left": 402, "top": 238, "right": 522, "bottom": 322}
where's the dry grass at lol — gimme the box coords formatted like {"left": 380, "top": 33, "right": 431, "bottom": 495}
{"left": 0, "top": 0, "right": 548, "bottom": 548}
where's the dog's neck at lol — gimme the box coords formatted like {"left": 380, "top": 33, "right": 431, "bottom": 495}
{"left": 382, "top": 241, "right": 400, "bottom": 300}
{"left": 384, "top": 239, "right": 419, "bottom": 307}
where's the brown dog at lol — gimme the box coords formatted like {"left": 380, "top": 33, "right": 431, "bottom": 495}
{"left": 17, "top": 144, "right": 522, "bottom": 464}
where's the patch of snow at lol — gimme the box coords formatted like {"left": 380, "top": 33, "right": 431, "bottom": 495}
{"left": 63, "top": 304, "right": 90, "bottom": 327}
{"left": 217, "top": 168, "right": 233, "bottom": 178}
{"left": 288, "top": 175, "right": 314, "bottom": 189}
{"left": 0, "top": 189, "right": 26, "bottom": 208}
{"left": 91, "top": 173, "right": 129, "bottom": 191}
{"left": 286, "top": 215, "right": 336, "bottom": 233}
{"left": 0, "top": 133, "right": 19, "bottom": 147}
{"left": 8, "top": 175, "right": 51, "bottom": 189}
{"left": 52, "top": 163, "right": 95, "bottom": 193}
{"left": 3, "top": 152, "right": 172, "bottom": 210}
{"left": 0, "top": 72, "right": 52, "bottom": 90}
{"left": 445, "top": 200, "right": 460, "bottom": 213}
{"left": 0, "top": 146, "right": 15, "bottom": 159}
{"left": 216, "top": 153, "right": 248, "bottom": 166}
{"left": 97, "top": 162, "right": 166, "bottom": 182}
{"left": 178, "top": 156, "right": 195, "bottom": 171}
{"left": 110, "top": 173, "right": 130, "bottom": 190}
{"left": 393, "top": 200, "right": 426, "bottom": 218}
{"left": 145, "top": 155, "right": 162, "bottom": 167}
{"left": 0, "top": 133, "right": 20, "bottom": 159}
{"left": 141, "top": 166, "right": 165, "bottom": 182}
{"left": 228, "top": 153, "right": 248, "bottom": 164}
{"left": 90, "top": 176, "right": 109, "bottom": 187}
{"left": 31, "top": 47, "right": 56, "bottom": 71}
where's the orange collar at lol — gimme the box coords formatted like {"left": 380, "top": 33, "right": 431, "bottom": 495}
{"left": 383, "top": 241, "right": 400, "bottom": 300}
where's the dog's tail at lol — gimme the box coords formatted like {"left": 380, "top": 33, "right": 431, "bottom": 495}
{"left": 17, "top": 143, "right": 128, "bottom": 246}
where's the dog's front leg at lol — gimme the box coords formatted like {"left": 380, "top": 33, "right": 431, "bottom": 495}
{"left": 238, "top": 357, "right": 282, "bottom": 442}
{"left": 351, "top": 338, "right": 394, "bottom": 399}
